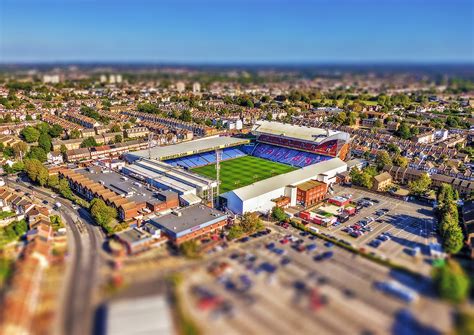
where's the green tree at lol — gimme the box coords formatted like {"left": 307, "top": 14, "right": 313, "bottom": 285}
{"left": 271, "top": 206, "right": 287, "bottom": 222}
{"left": 47, "top": 174, "right": 59, "bottom": 189}
{"left": 179, "top": 110, "right": 192, "bottom": 122}
{"left": 80, "top": 137, "right": 98, "bottom": 148}
{"left": 27, "top": 147, "right": 47, "bottom": 162}
{"left": 90, "top": 198, "right": 117, "bottom": 228}
{"left": 240, "top": 212, "right": 264, "bottom": 234}
{"left": 12, "top": 142, "right": 28, "bottom": 159}
{"left": 48, "top": 124, "right": 63, "bottom": 138}
{"left": 443, "top": 226, "right": 464, "bottom": 254}
{"left": 60, "top": 144, "right": 68, "bottom": 155}
{"left": 227, "top": 224, "right": 244, "bottom": 240}
{"left": 24, "top": 159, "right": 44, "bottom": 183}
{"left": 396, "top": 122, "right": 412, "bottom": 140}
{"left": 433, "top": 260, "right": 470, "bottom": 303}
{"left": 69, "top": 129, "right": 81, "bottom": 139}
{"left": 110, "top": 124, "right": 121, "bottom": 133}
{"left": 11, "top": 161, "right": 24, "bottom": 173}
{"left": 38, "top": 132, "right": 52, "bottom": 152}
{"left": 114, "top": 134, "right": 123, "bottom": 143}
{"left": 20, "top": 126, "right": 40, "bottom": 143}
{"left": 392, "top": 155, "right": 409, "bottom": 168}
{"left": 58, "top": 178, "right": 74, "bottom": 200}
{"left": 408, "top": 173, "right": 431, "bottom": 195}
{"left": 375, "top": 150, "right": 392, "bottom": 171}
{"left": 179, "top": 240, "right": 200, "bottom": 258}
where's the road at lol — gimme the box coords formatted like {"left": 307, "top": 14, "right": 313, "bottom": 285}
{"left": 7, "top": 177, "right": 104, "bottom": 335}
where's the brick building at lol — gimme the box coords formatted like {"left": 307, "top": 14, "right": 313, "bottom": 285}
{"left": 295, "top": 180, "right": 327, "bottom": 207}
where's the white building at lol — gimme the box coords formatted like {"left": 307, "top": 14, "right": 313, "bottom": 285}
{"left": 43, "top": 75, "right": 60, "bottom": 84}
{"left": 100, "top": 75, "right": 107, "bottom": 83}
{"left": 221, "top": 158, "right": 347, "bottom": 215}
{"left": 176, "top": 81, "right": 185, "bottom": 93}
{"left": 192, "top": 82, "right": 201, "bottom": 93}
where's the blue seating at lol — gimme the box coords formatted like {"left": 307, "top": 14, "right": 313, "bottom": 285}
{"left": 251, "top": 143, "right": 330, "bottom": 168}
{"left": 164, "top": 147, "right": 246, "bottom": 168}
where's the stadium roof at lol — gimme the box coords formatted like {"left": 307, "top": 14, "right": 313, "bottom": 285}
{"left": 125, "top": 136, "right": 249, "bottom": 161}
{"left": 221, "top": 158, "right": 347, "bottom": 202}
{"left": 252, "top": 121, "right": 350, "bottom": 144}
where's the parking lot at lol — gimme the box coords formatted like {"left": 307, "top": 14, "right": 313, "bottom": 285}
{"left": 314, "top": 186, "right": 439, "bottom": 275}
{"left": 181, "top": 222, "right": 451, "bottom": 335}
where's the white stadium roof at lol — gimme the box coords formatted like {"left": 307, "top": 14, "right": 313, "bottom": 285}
{"left": 222, "top": 158, "right": 347, "bottom": 202}
{"left": 252, "top": 120, "right": 350, "bottom": 144}
{"left": 125, "top": 136, "right": 249, "bottom": 161}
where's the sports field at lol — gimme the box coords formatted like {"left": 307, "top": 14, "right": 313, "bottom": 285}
{"left": 192, "top": 155, "right": 297, "bottom": 193}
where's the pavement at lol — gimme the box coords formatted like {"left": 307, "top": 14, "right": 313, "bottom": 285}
{"left": 7, "top": 177, "right": 104, "bottom": 335}
{"left": 313, "top": 186, "right": 439, "bottom": 275}
{"left": 179, "top": 222, "right": 452, "bottom": 335}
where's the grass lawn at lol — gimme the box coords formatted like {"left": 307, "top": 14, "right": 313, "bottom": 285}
{"left": 192, "top": 155, "right": 297, "bottom": 193}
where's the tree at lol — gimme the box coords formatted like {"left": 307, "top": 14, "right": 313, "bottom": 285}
{"left": 392, "top": 155, "right": 408, "bottom": 168}
{"left": 90, "top": 198, "right": 117, "bottom": 228}
{"left": 60, "top": 144, "right": 68, "bottom": 155}
{"left": 227, "top": 224, "right": 244, "bottom": 240}
{"left": 408, "top": 173, "right": 431, "bottom": 195}
{"left": 240, "top": 212, "right": 264, "bottom": 234}
{"left": 374, "top": 119, "right": 383, "bottom": 128}
{"left": 110, "top": 124, "right": 121, "bottom": 133}
{"left": 58, "top": 178, "right": 74, "bottom": 199}
{"left": 433, "top": 260, "right": 470, "bottom": 303}
{"left": 48, "top": 124, "right": 63, "bottom": 138}
{"left": 69, "top": 129, "right": 81, "bottom": 139}
{"left": 179, "top": 110, "right": 192, "bottom": 122}
{"left": 37, "top": 167, "right": 49, "bottom": 186}
{"left": 38, "top": 132, "right": 52, "bottom": 152}
{"left": 12, "top": 142, "right": 28, "bottom": 159}
{"left": 375, "top": 151, "right": 392, "bottom": 171}
{"left": 24, "top": 159, "right": 44, "bottom": 183}
{"left": 443, "top": 226, "right": 464, "bottom": 254}
{"left": 47, "top": 175, "right": 59, "bottom": 189}
{"left": 114, "top": 134, "right": 123, "bottom": 143}
{"left": 437, "top": 183, "right": 455, "bottom": 208}
{"left": 123, "top": 123, "right": 131, "bottom": 130}
{"left": 396, "top": 122, "right": 412, "bottom": 140}
{"left": 265, "top": 112, "right": 273, "bottom": 121}
{"left": 27, "top": 147, "right": 47, "bottom": 162}
{"left": 271, "top": 206, "right": 287, "bottom": 222}
{"left": 20, "top": 126, "right": 40, "bottom": 143}
{"left": 80, "top": 137, "right": 98, "bottom": 148}
{"left": 179, "top": 240, "right": 200, "bottom": 258}
{"left": 11, "top": 161, "right": 24, "bottom": 173}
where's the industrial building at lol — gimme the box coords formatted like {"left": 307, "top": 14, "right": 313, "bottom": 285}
{"left": 148, "top": 204, "right": 228, "bottom": 244}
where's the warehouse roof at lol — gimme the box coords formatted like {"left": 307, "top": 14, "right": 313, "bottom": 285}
{"left": 150, "top": 205, "right": 227, "bottom": 234}
{"left": 125, "top": 136, "right": 249, "bottom": 161}
{"left": 222, "top": 158, "right": 347, "bottom": 202}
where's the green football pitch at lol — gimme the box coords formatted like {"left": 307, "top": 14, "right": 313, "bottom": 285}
{"left": 191, "top": 155, "right": 297, "bottom": 194}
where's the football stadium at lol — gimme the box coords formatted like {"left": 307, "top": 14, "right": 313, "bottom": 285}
{"left": 123, "top": 121, "right": 350, "bottom": 214}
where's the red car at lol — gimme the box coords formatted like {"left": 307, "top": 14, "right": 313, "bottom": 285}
{"left": 280, "top": 238, "right": 289, "bottom": 244}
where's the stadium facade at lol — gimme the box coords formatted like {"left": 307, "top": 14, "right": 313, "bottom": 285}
{"left": 220, "top": 158, "right": 347, "bottom": 214}
{"left": 121, "top": 121, "right": 350, "bottom": 215}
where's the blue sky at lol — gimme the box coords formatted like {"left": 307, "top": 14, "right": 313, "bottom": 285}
{"left": 0, "top": 0, "right": 472, "bottom": 63}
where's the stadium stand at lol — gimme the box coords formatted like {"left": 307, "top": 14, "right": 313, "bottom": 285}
{"left": 165, "top": 147, "right": 246, "bottom": 168}
{"left": 257, "top": 134, "right": 339, "bottom": 157}
{"left": 252, "top": 143, "right": 330, "bottom": 168}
